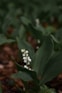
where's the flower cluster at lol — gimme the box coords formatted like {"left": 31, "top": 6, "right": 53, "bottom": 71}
{"left": 21, "top": 49, "right": 32, "bottom": 70}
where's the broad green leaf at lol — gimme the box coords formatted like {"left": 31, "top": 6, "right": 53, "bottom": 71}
{"left": 45, "top": 26, "right": 56, "bottom": 36}
{"left": 28, "top": 24, "right": 44, "bottom": 43}
{"left": 32, "top": 36, "right": 54, "bottom": 76}
{"left": 16, "top": 37, "right": 35, "bottom": 60}
{"left": 59, "top": 15, "right": 62, "bottom": 23}
{"left": 15, "top": 62, "right": 39, "bottom": 83}
{"left": 0, "top": 34, "right": 15, "bottom": 45}
{"left": 33, "top": 25, "right": 45, "bottom": 35}
{"left": 50, "top": 34, "right": 60, "bottom": 44}
{"left": 39, "top": 85, "right": 56, "bottom": 93}
{"left": 11, "top": 71, "right": 33, "bottom": 81}
{"left": 18, "top": 25, "right": 26, "bottom": 39}
{"left": 55, "top": 28, "right": 62, "bottom": 43}
{"left": 41, "top": 52, "right": 62, "bottom": 84}
{"left": 8, "top": 3, "right": 15, "bottom": 10}
{"left": 21, "top": 16, "right": 31, "bottom": 26}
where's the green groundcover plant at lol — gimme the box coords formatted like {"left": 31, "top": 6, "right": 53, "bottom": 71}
{"left": 0, "top": 0, "right": 62, "bottom": 93}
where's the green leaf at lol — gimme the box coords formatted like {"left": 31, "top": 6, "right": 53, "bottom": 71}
{"left": 32, "top": 36, "right": 54, "bottom": 76}
{"left": 33, "top": 25, "right": 45, "bottom": 35}
{"left": 21, "top": 16, "right": 31, "bottom": 26}
{"left": 39, "top": 85, "right": 56, "bottom": 93}
{"left": 8, "top": 3, "right": 15, "bottom": 10}
{"left": 45, "top": 26, "right": 56, "bottom": 36}
{"left": 55, "top": 28, "right": 62, "bottom": 43}
{"left": 50, "top": 34, "right": 60, "bottom": 44}
{"left": 59, "top": 15, "right": 62, "bottom": 23}
{"left": 0, "top": 34, "right": 15, "bottom": 45}
{"left": 18, "top": 25, "right": 26, "bottom": 39}
{"left": 41, "top": 52, "right": 62, "bottom": 84}
{"left": 11, "top": 71, "right": 33, "bottom": 81}
{"left": 15, "top": 62, "right": 39, "bottom": 83}
{"left": 28, "top": 24, "right": 44, "bottom": 43}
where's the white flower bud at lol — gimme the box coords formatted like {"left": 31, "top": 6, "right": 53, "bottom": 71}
{"left": 21, "top": 49, "right": 25, "bottom": 52}
{"left": 29, "top": 68, "right": 32, "bottom": 71}
{"left": 24, "top": 65, "right": 28, "bottom": 69}
{"left": 22, "top": 53, "right": 26, "bottom": 57}
{"left": 37, "top": 39, "right": 40, "bottom": 43}
{"left": 24, "top": 60, "right": 27, "bottom": 63}
{"left": 25, "top": 50, "right": 29, "bottom": 54}
{"left": 27, "top": 62, "right": 30, "bottom": 65}
{"left": 23, "top": 57, "right": 27, "bottom": 60}
{"left": 36, "top": 46, "right": 39, "bottom": 49}
{"left": 26, "top": 54, "right": 29, "bottom": 57}
{"left": 28, "top": 57, "right": 31, "bottom": 62}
